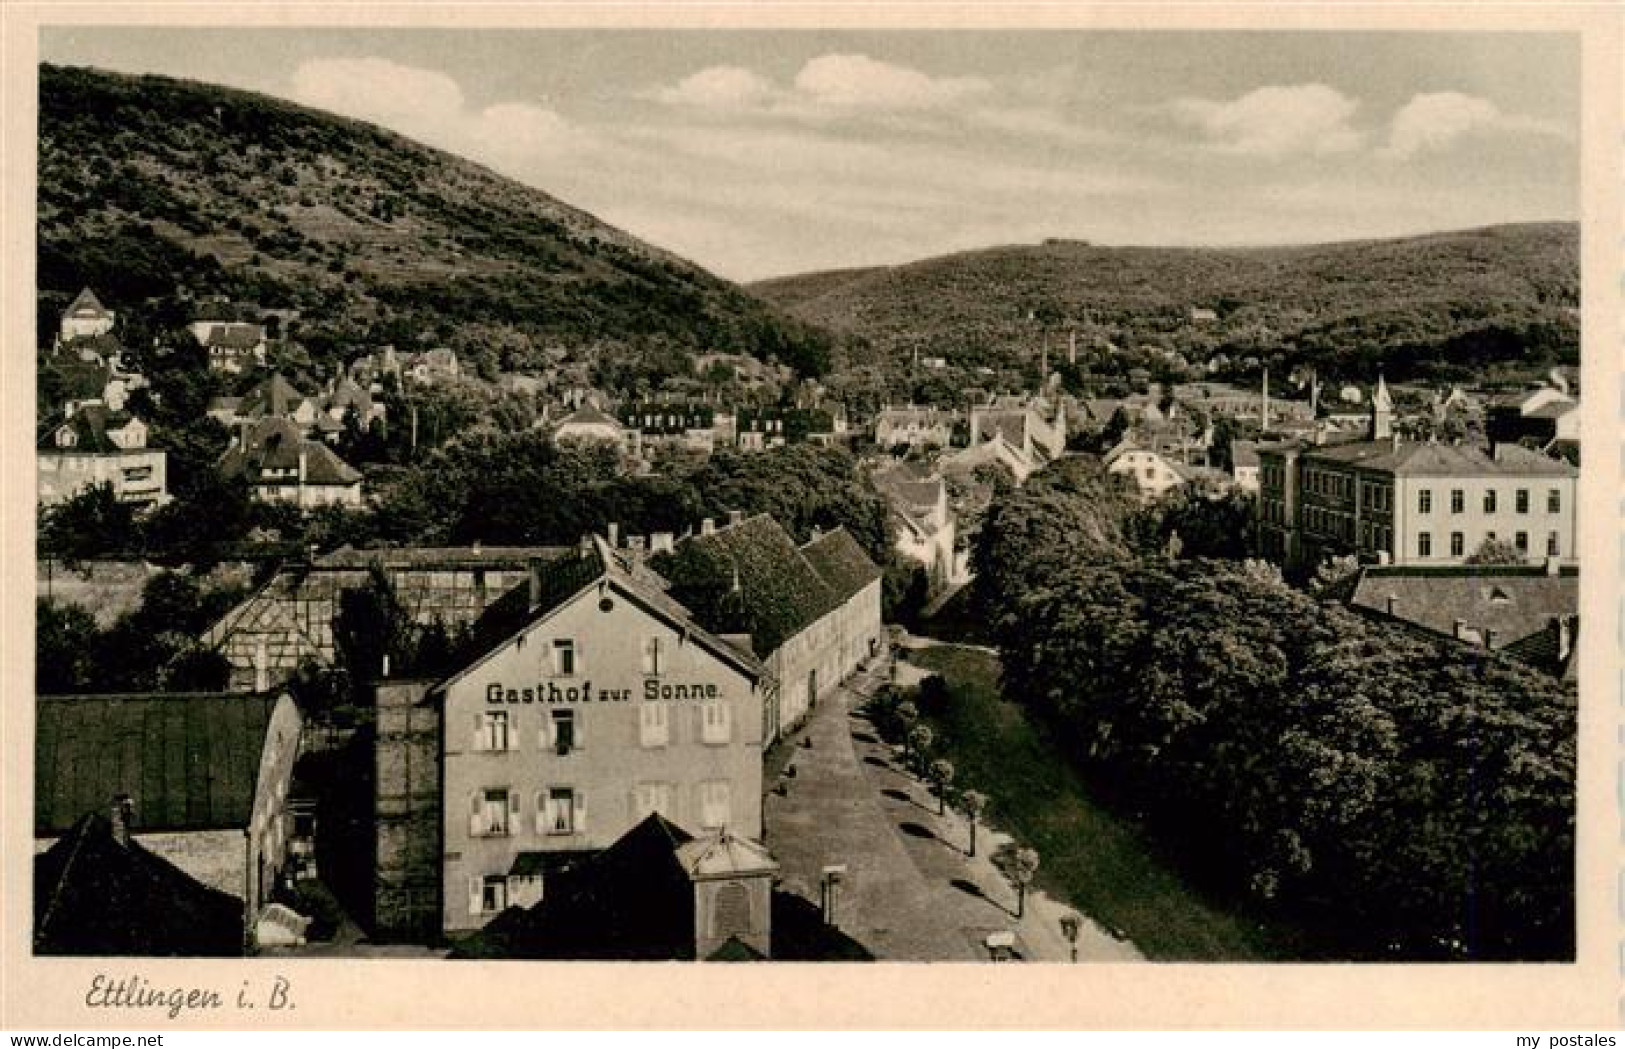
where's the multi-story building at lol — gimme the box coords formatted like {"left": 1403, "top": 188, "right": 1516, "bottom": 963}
{"left": 218, "top": 416, "right": 364, "bottom": 509}
{"left": 1257, "top": 378, "right": 1578, "bottom": 571}
{"left": 36, "top": 403, "right": 168, "bottom": 508}
{"left": 371, "top": 539, "right": 775, "bottom": 938}
{"left": 874, "top": 407, "right": 956, "bottom": 451}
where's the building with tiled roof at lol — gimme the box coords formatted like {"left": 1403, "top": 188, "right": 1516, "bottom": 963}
{"left": 371, "top": 537, "right": 774, "bottom": 938}
{"left": 33, "top": 690, "right": 303, "bottom": 944}
{"left": 36, "top": 403, "right": 168, "bottom": 508}
{"left": 59, "top": 287, "right": 116, "bottom": 341}
{"left": 874, "top": 407, "right": 957, "bottom": 451}
{"left": 1346, "top": 563, "right": 1577, "bottom": 680}
{"left": 35, "top": 813, "right": 246, "bottom": 956}
{"left": 218, "top": 416, "right": 363, "bottom": 509}
{"left": 192, "top": 320, "right": 268, "bottom": 374}
{"left": 200, "top": 544, "right": 571, "bottom": 692}
{"left": 1485, "top": 385, "right": 1579, "bottom": 449}
{"left": 1257, "top": 380, "right": 1578, "bottom": 572}
{"left": 1230, "top": 439, "right": 1261, "bottom": 492}
{"left": 875, "top": 461, "right": 965, "bottom": 587}
{"left": 656, "top": 513, "right": 883, "bottom": 740}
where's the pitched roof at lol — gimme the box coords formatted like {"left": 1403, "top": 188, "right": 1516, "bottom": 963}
{"left": 800, "top": 528, "right": 883, "bottom": 602}
{"left": 556, "top": 405, "right": 622, "bottom": 430}
{"left": 37, "top": 404, "right": 143, "bottom": 453}
{"left": 657, "top": 514, "right": 838, "bottom": 657}
{"left": 63, "top": 287, "right": 111, "bottom": 320}
{"left": 43, "top": 354, "right": 112, "bottom": 401}
{"left": 35, "top": 691, "right": 285, "bottom": 836}
{"left": 1348, "top": 566, "right": 1578, "bottom": 652}
{"left": 974, "top": 409, "right": 1032, "bottom": 447}
{"left": 34, "top": 814, "right": 244, "bottom": 956}
{"left": 316, "top": 545, "right": 572, "bottom": 571}
{"left": 219, "top": 417, "right": 362, "bottom": 487}
{"left": 239, "top": 372, "right": 311, "bottom": 418}
{"left": 1304, "top": 439, "right": 1575, "bottom": 477}
{"left": 202, "top": 323, "right": 266, "bottom": 350}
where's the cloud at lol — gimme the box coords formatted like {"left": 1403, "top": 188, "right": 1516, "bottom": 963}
{"left": 650, "top": 53, "right": 992, "bottom": 121}
{"left": 790, "top": 53, "right": 991, "bottom": 113}
{"left": 656, "top": 65, "right": 777, "bottom": 110}
{"left": 1169, "top": 84, "right": 1365, "bottom": 157}
{"left": 289, "top": 56, "right": 578, "bottom": 171}
{"left": 1381, "top": 91, "right": 1560, "bottom": 159}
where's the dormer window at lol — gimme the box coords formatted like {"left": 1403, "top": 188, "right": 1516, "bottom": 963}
{"left": 57, "top": 429, "right": 75, "bottom": 447}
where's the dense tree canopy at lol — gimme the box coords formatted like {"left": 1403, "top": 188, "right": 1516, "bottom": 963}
{"left": 973, "top": 457, "right": 1575, "bottom": 960}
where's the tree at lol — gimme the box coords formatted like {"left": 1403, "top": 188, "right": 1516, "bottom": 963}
{"left": 928, "top": 758, "right": 956, "bottom": 815}
{"left": 36, "top": 599, "right": 99, "bottom": 693}
{"left": 1466, "top": 537, "right": 1526, "bottom": 566}
{"left": 961, "top": 789, "right": 988, "bottom": 857}
{"left": 906, "top": 724, "right": 934, "bottom": 772}
{"left": 39, "top": 483, "right": 136, "bottom": 563}
{"left": 1010, "top": 846, "right": 1040, "bottom": 918}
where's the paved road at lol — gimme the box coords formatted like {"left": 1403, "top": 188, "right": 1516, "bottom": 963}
{"left": 764, "top": 660, "right": 1141, "bottom": 962}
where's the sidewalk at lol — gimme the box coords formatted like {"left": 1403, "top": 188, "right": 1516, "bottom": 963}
{"left": 764, "top": 660, "right": 1140, "bottom": 962}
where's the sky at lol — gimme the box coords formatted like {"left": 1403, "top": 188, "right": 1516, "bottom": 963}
{"left": 40, "top": 29, "right": 1580, "bottom": 282}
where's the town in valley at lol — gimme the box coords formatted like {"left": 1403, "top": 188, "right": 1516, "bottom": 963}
{"left": 31, "top": 39, "right": 1580, "bottom": 966}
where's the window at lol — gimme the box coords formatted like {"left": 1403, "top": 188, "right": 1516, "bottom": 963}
{"left": 1516, "top": 489, "right": 1529, "bottom": 514}
{"left": 701, "top": 700, "right": 732, "bottom": 745}
{"left": 699, "top": 781, "right": 732, "bottom": 830}
{"left": 1515, "top": 531, "right": 1528, "bottom": 553}
{"left": 477, "top": 711, "right": 511, "bottom": 752}
{"left": 544, "top": 788, "right": 581, "bottom": 835}
{"left": 469, "top": 874, "right": 508, "bottom": 916}
{"left": 642, "top": 636, "right": 664, "bottom": 676}
{"left": 1450, "top": 489, "right": 1464, "bottom": 514}
{"left": 1547, "top": 531, "right": 1560, "bottom": 556}
{"left": 1450, "top": 532, "right": 1464, "bottom": 557}
{"left": 1483, "top": 490, "right": 1497, "bottom": 514}
{"left": 1485, "top": 530, "right": 1496, "bottom": 543}
{"left": 633, "top": 782, "right": 674, "bottom": 821}
{"left": 1418, "top": 532, "right": 1432, "bottom": 557}
{"left": 639, "top": 701, "right": 669, "bottom": 748}
{"left": 552, "top": 638, "right": 576, "bottom": 676}
{"left": 471, "top": 789, "right": 515, "bottom": 837}
{"left": 550, "top": 710, "right": 577, "bottom": 755}
{"left": 1548, "top": 489, "right": 1562, "bottom": 514}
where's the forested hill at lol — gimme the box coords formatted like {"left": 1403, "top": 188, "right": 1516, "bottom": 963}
{"left": 752, "top": 224, "right": 1579, "bottom": 384}
{"left": 37, "top": 64, "right": 832, "bottom": 377}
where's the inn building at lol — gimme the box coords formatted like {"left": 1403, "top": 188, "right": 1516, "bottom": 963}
{"left": 371, "top": 516, "right": 884, "bottom": 941}
{"left": 1257, "top": 378, "right": 1578, "bottom": 572}
{"left": 374, "top": 539, "right": 772, "bottom": 937}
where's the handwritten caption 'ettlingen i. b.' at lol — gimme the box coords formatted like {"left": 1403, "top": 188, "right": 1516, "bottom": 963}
{"left": 486, "top": 679, "right": 722, "bottom": 704}
{"left": 84, "top": 975, "right": 295, "bottom": 1020}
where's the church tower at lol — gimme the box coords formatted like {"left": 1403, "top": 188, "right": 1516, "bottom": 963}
{"left": 1369, "top": 374, "right": 1393, "bottom": 442}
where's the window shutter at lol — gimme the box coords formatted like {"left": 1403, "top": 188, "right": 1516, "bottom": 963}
{"left": 471, "top": 713, "right": 485, "bottom": 753}
{"left": 508, "top": 790, "right": 521, "bottom": 836}
{"left": 469, "top": 793, "right": 485, "bottom": 837}
{"left": 717, "top": 702, "right": 732, "bottom": 743}
{"left": 508, "top": 710, "right": 520, "bottom": 751}
{"left": 468, "top": 875, "right": 483, "bottom": 916}
{"left": 575, "top": 791, "right": 587, "bottom": 835}
{"left": 575, "top": 712, "right": 585, "bottom": 750}
{"left": 535, "top": 791, "right": 547, "bottom": 835}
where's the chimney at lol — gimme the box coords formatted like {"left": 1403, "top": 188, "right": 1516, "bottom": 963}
{"left": 528, "top": 556, "right": 548, "bottom": 610}
{"left": 608, "top": 522, "right": 620, "bottom": 548}
{"left": 728, "top": 509, "right": 745, "bottom": 527}
{"left": 298, "top": 448, "right": 308, "bottom": 485}
{"left": 1453, "top": 619, "right": 1468, "bottom": 641}
{"left": 1385, "top": 594, "right": 1398, "bottom": 616}
{"left": 110, "top": 794, "right": 134, "bottom": 849}
{"left": 471, "top": 539, "right": 482, "bottom": 555}
{"left": 701, "top": 517, "right": 716, "bottom": 536}
{"left": 651, "top": 532, "right": 675, "bottom": 555}
{"left": 1261, "top": 369, "right": 1270, "bottom": 433}
{"left": 1483, "top": 629, "right": 1498, "bottom": 649}
{"left": 382, "top": 653, "right": 392, "bottom": 678}
{"left": 1551, "top": 616, "right": 1572, "bottom": 660}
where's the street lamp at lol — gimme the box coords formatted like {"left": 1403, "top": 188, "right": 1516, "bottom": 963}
{"left": 1059, "top": 913, "right": 1081, "bottom": 962}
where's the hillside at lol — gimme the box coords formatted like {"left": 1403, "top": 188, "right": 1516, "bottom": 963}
{"left": 37, "top": 64, "right": 832, "bottom": 378}
{"left": 753, "top": 225, "right": 1579, "bottom": 385}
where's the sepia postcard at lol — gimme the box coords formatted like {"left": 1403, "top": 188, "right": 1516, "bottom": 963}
{"left": 1, "top": 0, "right": 1621, "bottom": 1030}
